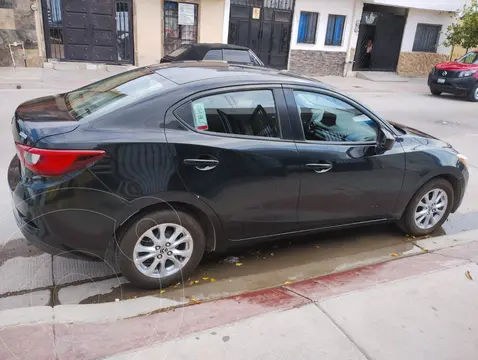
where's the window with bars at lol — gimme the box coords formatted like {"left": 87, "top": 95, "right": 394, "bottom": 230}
{"left": 163, "top": 1, "right": 198, "bottom": 56}
{"left": 412, "top": 24, "right": 441, "bottom": 53}
{"left": 0, "top": 0, "right": 13, "bottom": 9}
{"left": 297, "top": 11, "right": 318, "bottom": 44}
{"left": 325, "top": 14, "right": 345, "bottom": 46}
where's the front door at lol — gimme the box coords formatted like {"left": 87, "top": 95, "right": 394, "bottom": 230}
{"left": 228, "top": 0, "right": 294, "bottom": 69}
{"left": 166, "top": 86, "right": 300, "bottom": 240}
{"left": 284, "top": 88, "right": 405, "bottom": 229}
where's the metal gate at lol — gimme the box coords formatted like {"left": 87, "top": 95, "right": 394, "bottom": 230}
{"left": 163, "top": 1, "right": 198, "bottom": 56}
{"left": 353, "top": 11, "right": 406, "bottom": 71}
{"left": 41, "top": 0, "right": 134, "bottom": 64}
{"left": 228, "top": 0, "right": 294, "bottom": 69}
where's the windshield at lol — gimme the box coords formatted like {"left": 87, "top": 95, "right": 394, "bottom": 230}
{"left": 65, "top": 68, "right": 174, "bottom": 121}
{"left": 457, "top": 52, "right": 478, "bottom": 64}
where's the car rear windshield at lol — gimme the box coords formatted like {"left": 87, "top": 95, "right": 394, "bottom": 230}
{"left": 167, "top": 45, "right": 191, "bottom": 57}
{"left": 65, "top": 67, "right": 174, "bottom": 121}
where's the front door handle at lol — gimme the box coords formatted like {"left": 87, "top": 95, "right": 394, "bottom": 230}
{"left": 183, "top": 158, "right": 219, "bottom": 171}
{"left": 306, "top": 162, "right": 333, "bottom": 174}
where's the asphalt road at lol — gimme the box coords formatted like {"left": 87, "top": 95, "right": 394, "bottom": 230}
{"left": 0, "top": 77, "right": 476, "bottom": 309}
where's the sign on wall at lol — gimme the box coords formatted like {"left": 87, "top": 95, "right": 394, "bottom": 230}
{"left": 252, "top": 7, "right": 261, "bottom": 20}
{"left": 178, "top": 3, "right": 195, "bottom": 25}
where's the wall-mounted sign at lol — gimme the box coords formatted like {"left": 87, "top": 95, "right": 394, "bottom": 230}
{"left": 178, "top": 3, "right": 195, "bottom": 25}
{"left": 252, "top": 7, "right": 261, "bottom": 20}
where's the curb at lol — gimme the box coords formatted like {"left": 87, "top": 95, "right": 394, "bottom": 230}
{"left": 1, "top": 229, "right": 477, "bottom": 329}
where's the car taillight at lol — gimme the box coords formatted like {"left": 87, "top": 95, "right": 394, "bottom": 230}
{"left": 15, "top": 143, "right": 106, "bottom": 177}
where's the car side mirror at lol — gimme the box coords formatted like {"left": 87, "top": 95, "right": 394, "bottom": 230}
{"left": 377, "top": 127, "right": 396, "bottom": 152}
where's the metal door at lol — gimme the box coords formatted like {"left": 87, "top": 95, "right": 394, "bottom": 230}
{"left": 228, "top": 0, "right": 294, "bottom": 69}
{"left": 41, "top": 0, "right": 134, "bottom": 64}
{"left": 371, "top": 14, "right": 406, "bottom": 71}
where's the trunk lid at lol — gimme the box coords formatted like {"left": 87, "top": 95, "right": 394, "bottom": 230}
{"left": 12, "top": 94, "right": 80, "bottom": 146}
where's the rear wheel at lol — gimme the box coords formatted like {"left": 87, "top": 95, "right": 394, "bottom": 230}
{"left": 467, "top": 84, "right": 478, "bottom": 102}
{"left": 118, "top": 209, "right": 205, "bottom": 289}
{"left": 430, "top": 89, "right": 442, "bottom": 96}
{"left": 398, "top": 178, "right": 454, "bottom": 236}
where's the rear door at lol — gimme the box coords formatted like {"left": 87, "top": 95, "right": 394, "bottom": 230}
{"left": 165, "top": 85, "right": 301, "bottom": 241}
{"left": 284, "top": 87, "right": 405, "bottom": 229}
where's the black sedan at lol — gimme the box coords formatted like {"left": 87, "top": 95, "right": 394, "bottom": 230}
{"left": 160, "top": 43, "right": 264, "bottom": 66}
{"left": 8, "top": 63, "right": 468, "bottom": 289}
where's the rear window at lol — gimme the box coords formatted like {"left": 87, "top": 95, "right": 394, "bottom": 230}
{"left": 65, "top": 68, "right": 174, "bottom": 121}
{"left": 223, "top": 49, "right": 252, "bottom": 64}
{"left": 204, "top": 49, "right": 223, "bottom": 60}
{"left": 167, "top": 45, "right": 190, "bottom": 57}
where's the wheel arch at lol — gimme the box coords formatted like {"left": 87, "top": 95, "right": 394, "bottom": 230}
{"left": 114, "top": 195, "right": 225, "bottom": 253}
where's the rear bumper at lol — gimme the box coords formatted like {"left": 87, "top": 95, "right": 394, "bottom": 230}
{"left": 8, "top": 155, "right": 126, "bottom": 261}
{"left": 428, "top": 73, "right": 477, "bottom": 94}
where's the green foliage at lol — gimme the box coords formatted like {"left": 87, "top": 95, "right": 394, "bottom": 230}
{"left": 444, "top": 0, "right": 478, "bottom": 50}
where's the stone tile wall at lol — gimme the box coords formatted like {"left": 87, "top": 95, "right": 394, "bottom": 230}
{"left": 397, "top": 52, "right": 449, "bottom": 76}
{"left": 289, "top": 50, "right": 346, "bottom": 76}
{"left": 0, "top": 0, "right": 40, "bottom": 67}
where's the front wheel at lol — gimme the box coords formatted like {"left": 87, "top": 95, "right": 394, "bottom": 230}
{"left": 468, "top": 84, "right": 478, "bottom": 102}
{"left": 118, "top": 209, "right": 205, "bottom": 289}
{"left": 398, "top": 178, "right": 454, "bottom": 236}
{"left": 430, "top": 88, "right": 442, "bottom": 96}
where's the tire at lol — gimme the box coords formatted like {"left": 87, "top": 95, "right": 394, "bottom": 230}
{"left": 398, "top": 178, "right": 454, "bottom": 236}
{"left": 118, "top": 209, "right": 205, "bottom": 289}
{"left": 467, "top": 83, "right": 478, "bottom": 102}
{"left": 430, "top": 89, "right": 442, "bottom": 96}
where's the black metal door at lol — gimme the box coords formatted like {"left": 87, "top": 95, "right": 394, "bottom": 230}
{"left": 228, "top": 0, "right": 294, "bottom": 69}
{"left": 41, "top": 0, "right": 134, "bottom": 64}
{"left": 371, "top": 14, "right": 406, "bottom": 71}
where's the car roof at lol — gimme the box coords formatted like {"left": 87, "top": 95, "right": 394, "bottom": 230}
{"left": 187, "top": 43, "right": 250, "bottom": 51}
{"left": 149, "top": 61, "right": 325, "bottom": 88}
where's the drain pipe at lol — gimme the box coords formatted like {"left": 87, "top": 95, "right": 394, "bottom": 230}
{"left": 343, "top": 0, "right": 361, "bottom": 77}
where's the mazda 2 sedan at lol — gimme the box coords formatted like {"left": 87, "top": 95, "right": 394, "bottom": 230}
{"left": 8, "top": 63, "right": 468, "bottom": 288}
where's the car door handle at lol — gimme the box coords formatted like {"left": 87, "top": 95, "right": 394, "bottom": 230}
{"left": 183, "top": 158, "right": 219, "bottom": 171}
{"left": 306, "top": 162, "right": 333, "bottom": 174}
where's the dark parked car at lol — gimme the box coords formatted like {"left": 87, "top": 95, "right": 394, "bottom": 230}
{"left": 428, "top": 50, "right": 478, "bottom": 101}
{"left": 160, "top": 43, "right": 264, "bottom": 66}
{"left": 9, "top": 63, "right": 468, "bottom": 288}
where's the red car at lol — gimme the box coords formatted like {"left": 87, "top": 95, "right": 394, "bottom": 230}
{"left": 428, "top": 50, "right": 478, "bottom": 102}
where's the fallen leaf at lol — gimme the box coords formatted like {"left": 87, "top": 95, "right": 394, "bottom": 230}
{"left": 160, "top": 290, "right": 166, "bottom": 294}
{"left": 210, "top": 278, "right": 216, "bottom": 282}
{"left": 194, "top": 280, "right": 199, "bottom": 284}
{"left": 391, "top": 253, "right": 399, "bottom": 257}
{"left": 315, "top": 245, "right": 321, "bottom": 249}
{"left": 188, "top": 280, "right": 195, "bottom": 286}
{"left": 466, "top": 271, "right": 474, "bottom": 281}
{"left": 202, "top": 276, "right": 209, "bottom": 280}
{"left": 191, "top": 298, "right": 200, "bottom": 304}
{"left": 284, "top": 281, "right": 292, "bottom": 285}
{"left": 235, "top": 263, "right": 243, "bottom": 267}
{"left": 422, "top": 248, "right": 429, "bottom": 252}
{"left": 174, "top": 282, "right": 181, "bottom": 288}
{"left": 270, "top": 253, "right": 275, "bottom": 257}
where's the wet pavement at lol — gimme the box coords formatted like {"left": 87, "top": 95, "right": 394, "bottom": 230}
{"left": 1, "top": 76, "right": 478, "bottom": 310}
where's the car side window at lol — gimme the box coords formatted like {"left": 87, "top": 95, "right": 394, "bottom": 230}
{"left": 249, "top": 51, "right": 263, "bottom": 66}
{"left": 223, "top": 49, "right": 252, "bottom": 64}
{"left": 204, "top": 49, "right": 223, "bottom": 60}
{"left": 294, "top": 90, "right": 378, "bottom": 143}
{"left": 179, "top": 90, "right": 280, "bottom": 138}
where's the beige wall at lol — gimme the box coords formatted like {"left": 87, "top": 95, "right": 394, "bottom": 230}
{"left": 134, "top": 0, "right": 164, "bottom": 66}
{"left": 198, "top": 0, "right": 225, "bottom": 43}
{"left": 397, "top": 52, "right": 448, "bottom": 76}
{"left": 134, "top": 0, "right": 225, "bottom": 66}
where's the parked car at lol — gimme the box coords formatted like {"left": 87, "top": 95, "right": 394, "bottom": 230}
{"left": 428, "top": 50, "right": 478, "bottom": 101}
{"left": 160, "top": 43, "right": 264, "bottom": 66}
{"left": 9, "top": 63, "right": 468, "bottom": 289}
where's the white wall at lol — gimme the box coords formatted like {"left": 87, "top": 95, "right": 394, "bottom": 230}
{"left": 400, "top": 8, "right": 454, "bottom": 54}
{"left": 290, "top": 0, "right": 356, "bottom": 52}
{"left": 371, "top": 0, "right": 466, "bottom": 12}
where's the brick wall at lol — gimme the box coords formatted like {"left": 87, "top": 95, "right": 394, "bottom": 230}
{"left": 289, "top": 50, "right": 346, "bottom": 76}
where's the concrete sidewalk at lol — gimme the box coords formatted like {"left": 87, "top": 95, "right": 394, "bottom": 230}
{"left": 1, "top": 231, "right": 477, "bottom": 360}
{"left": 0, "top": 64, "right": 133, "bottom": 90}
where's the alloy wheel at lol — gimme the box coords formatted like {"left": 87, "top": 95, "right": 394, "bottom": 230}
{"left": 414, "top": 189, "right": 448, "bottom": 230}
{"left": 133, "top": 223, "right": 193, "bottom": 278}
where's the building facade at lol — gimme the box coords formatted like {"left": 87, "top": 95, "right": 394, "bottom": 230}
{"left": 0, "top": 0, "right": 469, "bottom": 77}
